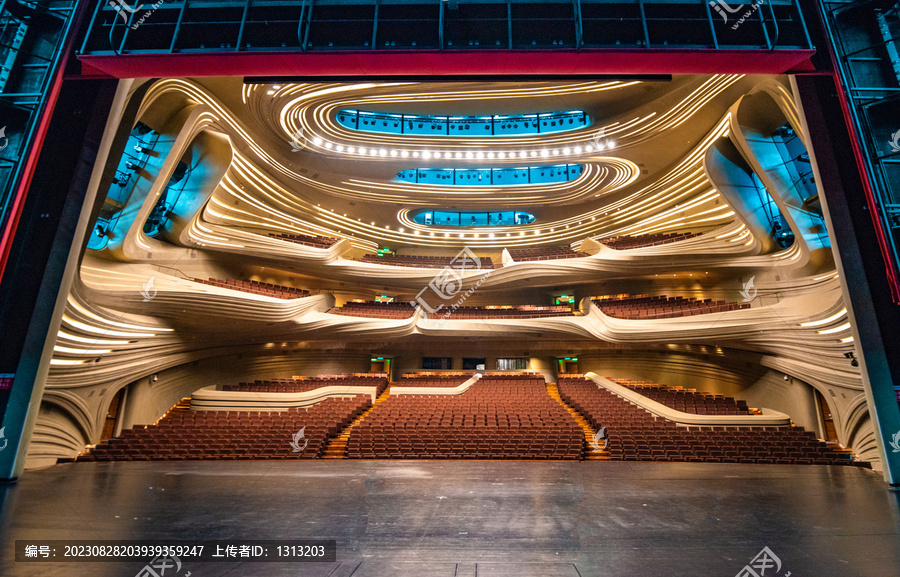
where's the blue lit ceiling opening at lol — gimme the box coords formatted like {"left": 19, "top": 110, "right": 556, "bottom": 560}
{"left": 336, "top": 110, "right": 590, "bottom": 136}
{"left": 397, "top": 164, "right": 583, "bottom": 186}
{"left": 413, "top": 211, "right": 536, "bottom": 227}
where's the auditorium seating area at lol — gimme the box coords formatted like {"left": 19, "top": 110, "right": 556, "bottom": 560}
{"left": 507, "top": 246, "right": 588, "bottom": 261}
{"left": 223, "top": 374, "right": 389, "bottom": 396}
{"left": 359, "top": 254, "right": 495, "bottom": 269}
{"left": 79, "top": 396, "right": 372, "bottom": 461}
{"left": 593, "top": 294, "right": 749, "bottom": 319}
{"left": 393, "top": 373, "right": 472, "bottom": 387}
{"left": 597, "top": 232, "right": 701, "bottom": 249}
{"left": 329, "top": 301, "right": 416, "bottom": 318}
{"left": 270, "top": 233, "right": 340, "bottom": 249}
{"left": 192, "top": 277, "right": 309, "bottom": 299}
{"left": 346, "top": 375, "right": 583, "bottom": 459}
{"left": 613, "top": 379, "right": 750, "bottom": 415}
{"left": 558, "top": 376, "right": 854, "bottom": 465}
{"left": 441, "top": 305, "right": 576, "bottom": 319}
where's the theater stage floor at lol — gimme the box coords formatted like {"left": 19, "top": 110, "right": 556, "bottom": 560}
{"left": 1, "top": 461, "right": 898, "bottom": 577}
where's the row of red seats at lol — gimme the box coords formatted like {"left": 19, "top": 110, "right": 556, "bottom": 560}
{"left": 558, "top": 376, "right": 858, "bottom": 466}
{"left": 394, "top": 374, "right": 470, "bottom": 387}
{"left": 347, "top": 375, "right": 582, "bottom": 460}
{"left": 329, "top": 301, "right": 416, "bottom": 319}
{"left": 613, "top": 378, "right": 749, "bottom": 415}
{"left": 270, "top": 233, "right": 339, "bottom": 249}
{"left": 594, "top": 294, "right": 749, "bottom": 320}
{"left": 443, "top": 305, "right": 575, "bottom": 319}
{"left": 359, "top": 254, "right": 495, "bottom": 269}
{"left": 193, "top": 277, "right": 309, "bottom": 299}
{"left": 79, "top": 397, "right": 371, "bottom": 461}
{"left": 507, "top": 246, "right": 588, "bottom": 261}
{"left": 224, "top": 375, "right": 389, "bottom": 396}
{"left": 597, "top": 232, "right": 700, "bottom": 249}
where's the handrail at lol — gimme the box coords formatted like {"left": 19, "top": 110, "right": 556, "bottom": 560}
{"left": 390, "top": 373, "right": 482, "bottom": 396}
{"left": 190, "top": 384, "right": 379, "bottom": 411}
{"left": 582, "top": 372, "right": 792, "bottom": 427}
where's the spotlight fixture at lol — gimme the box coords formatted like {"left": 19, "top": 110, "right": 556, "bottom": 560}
{"left": 843, "top": 352, "right": 859, "bottom": 367}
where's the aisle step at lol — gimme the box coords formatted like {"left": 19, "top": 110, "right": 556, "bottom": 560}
{"left": 322, "top": 386, "right": 392, "bottom": 459}
{"left": 546, "top": 382, "right": 609, "bottom": 461}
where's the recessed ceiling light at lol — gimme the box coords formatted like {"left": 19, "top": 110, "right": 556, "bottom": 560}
{"left": 541, "top": 150, "right": 549, "bottom": 157}
{"left": 399, "top": 227, "right": 404, "bottom": 232}
{"left": 563, "top": 148, "right": 571, "bottom": 154}
{"left": 347, "top": 146, "right": 355, "bottom": 153}
{"left": 272, "top": 85, "right": 281, "bottom": 89}
{"left": 552, "top": 149, "right": 560, "bottom": 155}
{"left": 489, "top": 233, "right": 494, "bottom": 238}
{"left": 401, "top": 150, "right": 409, "bottom": 157}
{"left": 498, "top": 152, "right": 506, "bottom": 159}
{"left": 530, "top": 151, "right": 537, "bottom": 157}
{"left": 487, "top": 152, "right": 495, "bottom": 159}
{"left": 313, "top": 137, "right": 322, "bottom": 145}
{"left": 584, "top": 144, "right": 593, "bottom": 152}
{"left": 266, "top": 90, "right": 274, "bottom": 95}
{"left": 390, "top": 150, "right": 398, "bottom": 156}
{"left": 370, "top": 149, "right": 378, "bottom": 156}
{"left": 466, "top": 152, "right": 474, "bottom": 159}
{"left": 607, "top": 141, "right": 615, "bottom": 148}
{"left": 358, "top": 147, "right": 366, "bottom": 154}
{"left": 325, "top": 142, "right": 333, "bottom": 149}
{"left": 455, "top": 152, "right": 463, "bottom": 159}
{"left": 574, "top": 146, "right": 582, "bottom": 154}
{"left": 476, "top": 152, "right": 485, "bottom": 159}
{"left": 380, "top": 149, "right": 387, "bottom": 156}
{"left": 336, "top": 145, "right": 344, "bottom": 151}
{"left": 423, "top": 151, "right": 431, "bottom": 159}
